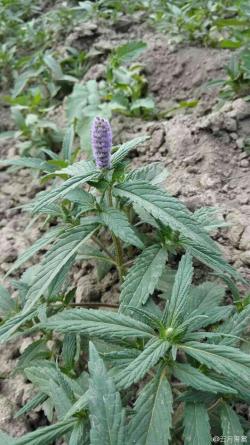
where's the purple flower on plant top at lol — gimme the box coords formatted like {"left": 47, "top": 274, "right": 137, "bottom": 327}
{"left": 91, "top": 116, "right": 112, "bottom": 169}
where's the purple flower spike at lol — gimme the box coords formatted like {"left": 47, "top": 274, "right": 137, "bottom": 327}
{"left": 91, "top": 116, "right": 112, "bottom": 169}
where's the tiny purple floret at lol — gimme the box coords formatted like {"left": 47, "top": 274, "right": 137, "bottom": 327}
{"left": 91, "top": 116, "right": 112, "bottom": 169}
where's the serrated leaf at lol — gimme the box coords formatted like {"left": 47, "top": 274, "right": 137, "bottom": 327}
{"left": 0, "top": 309, "right": 37, "bottom": 344}
{"left": 220, "top": 402, "right": 244, "bottom": 438}
{"left": 62, "top": 125, "right": 75, "bottom": 161}
{"left": 6, "top": 227, "right": 63, "bottom": 277}
{"left": 111, "top": 137, "right": 148, "bottom": 167}
{"left": 62, "top": 334, "right": 77, "bottom": 369}
{"left": 16, "top": 340, "right": 50, "bottom": 371}
{"left": 215, "top": 305, "right": 250, "bottom": 346}
{"left": 115, "top": 338, "right": 170, "bottom": 389}
{"left": 88, "top": 342, "right": 125, "bottom": 445}
{"left": 128, "top": 370, "right": 173, "bottom": 445}
{"left": 165, "top": 253, "right": 193, "bottom": 327}
{"left": 69, "top": 420, "right": 89, "bottom": 445}
{"left": 114, "top": 181, "right": 240, "bottom": 279}
{"left": 15, "top": 393, "right": 47, "bottom": 418}
{"left": 183, "top": 403, "right": 211, "bottom": 445}
{"left": 32, "top": 170, "right": 99, "bottom": 213}
{"left": 0, "top": 284, "right": 16, "bottom": 315}
{"left": 55, "top": 160, "right": 96, "bottom": 177}
{"left": 0, "top": 158, "right": 53, "bottom": 172}
{"left": 120, "top": 244, "right": 167, "bottom": 311}
{"left": 127, "top": 162, "right": 168, "bottom": 185}
{"left": 43, "top": 308, "right": 154, "bottom": 343}
{"left": 194, "top": 207, "right": 228, "bottom": 232}
{"left": 101, "top": 208, "right": 144, "bottom": 249}
{"left": 13, "top": 419, "right": 76, "bottom": 445}
{"left": 181, "top": 342, "right": 250, "bottom": 386}
{"left": 173, "top": 363, "right": 236, "bottom": 394}
{"left": 23, "top": 224, "right": 97, "bottom": 312}
{"left": 182, "top": 236, "right": 241, "bottom": 281}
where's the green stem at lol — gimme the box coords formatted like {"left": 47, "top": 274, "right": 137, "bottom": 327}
{"left": 107, "top": 187, "right": 126, "bottom": 281}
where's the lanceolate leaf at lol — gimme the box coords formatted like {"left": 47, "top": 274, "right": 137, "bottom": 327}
{"left": 114, "top": 181, "right": 238, "bottom": 278}
{"left": 128, "top": 370, "right": 173, "bottom": 445}
{"left": 43, "top": 308, "right": 154, "bottom": 342}
{"left": 183, "top": 403, "right": 211, "bottom": 445}
{"left": 6, "top": 227, "right": 63, "bottom": 277}
{"left": 180, "top": 342, "right": 250, "bottom": 386}
{"left": 126, "top": 162, "right": 168, "bottom": 185}
{"left": 120, "top": 244, "right": 168, "bottom": 311}
{"left": 216, "top": 305, "right": 250, "bottom": 346}
{"left": 0, "top": 158, "right": 53, "bottom": 172}
{"left": 0, "top": 309, "right": 37, "bottom": 344}
{"left": 220, "top": 402, "right": 244, "bottom": 438}
{"left": 115, "top": 339, "right": 170, "bottom": 389}
{"left": 62, "top": 125, "right": 75, "bottom": 161}
{"left": 33, "top": 170, "right": 99, "bottom": 213}
{"left": 88, "top": 342, "right": 125, "bottom": 445}
{"left": 114, "top": 181, "right": 216, "bottom": 251}
{"left": 23, "top": 224, "right": 97, "bottom": 312}
{"left": 13, "top": 419, "right": 76, "bottom": 445}
{"left": 0, "top": 284, "right": 16, "bottom": 315}
{"left": 101, "top": 208, "right": 144, "bottom": 249}
{"left": 111, "top": 136, "right": 148, "bottom": 167}
{"left": 165, "top": 253, "right": 193, "bottom": 327}
{"left": 173, "top": 363, "right": 236, "bottom": 394}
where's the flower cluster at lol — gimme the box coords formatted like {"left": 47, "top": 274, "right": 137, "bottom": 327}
{"left": 91, "top": 116, "right": 112, "bottom": 169}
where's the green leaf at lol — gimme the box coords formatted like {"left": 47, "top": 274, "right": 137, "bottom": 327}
{"left": 62, "top": 334, "right": 77, "bottom": 369}
{"left": 15, "top": 393, "right": 48, "bottom": 418}
{"left": 88, "top": 342, "right": 125, "bottom": 445}
{"left": 112, "top": 41, "right": 147, "bottom": 64}
{"left": 69, "top": 420, "right": 89, "bottom": 445}
{"left": 130, "top": 97, "right": 155, "bottom": 112}
{"left": 0, "top": 431, "right": 16, "bottom": 444}
{"left": 6, "top": 227, "right": 63, "bottom": 277}
{"left": 128, "top": 370, "right": 173, "bottom": 445}
{"left": 43, "top": 308, "right": 154, "bottom": 342}
{"left": 13, "top": 419, "right": 76, "bottom": 445}
{"left": 62, "top": 125, "right": 75, "bottom": 161}
{"left": 180, "top": 342, "right": 250, "bottom": 386}
{"left": 101, "top": 208, "right": 144, "bottom": 249}
{"left": 126, "top": 162, "right": 168, "bottom": 185}
{"left": 115, "top": 182, "right": 241, "bottom": 280}
{"left": 54, "top": 160, "right": 96, "bottom": 177}
{"left": 43, "top": 54, "right": 63, "bottom": 80}
{"left": 64, "top": 391, "right": 89, "bottom": 420}
{"left": 0, "top": 158, "right": 53, "bottom": 172}
{"left": 23, "top": 224, "right": 97, "bottom": 312}
{"left": 193, "top": 207, "right": 228, "bottom": 232}
{"left": 115, "top": 338, "right": 170, "bottom": 389}
{"left": 32, "top": 169, "right": 99, "bottom": 213}
{"left": 111, "top": 137, "right": 148, "bottom": 167}
{"left": 182, "top": 236, "right": 240, "bottom": 281}
{"left": 215, "top": 305, "right": 250, "bottom": 346}
{"left": 183, "top": 403, "right": 211, "bottom": 445}
{"left": 120, "top": 244, "right": 167, "bottom": 311}
{"left": 220, "top": 402, "right": 244, "bottom": 438}
{"left": 0, "top": 309, "right": 37, "bottom": 344}
{"left": 173, "top": 363, "right": 236, "bottom": 395}
{"left": 0, "top": 284, "right": 16, "bottom": 315}
{"left": 114, "top": 181, "right": 223, "bottom": 253}
{"left": 165, "top": 253, "right": 193, "bottom": 327}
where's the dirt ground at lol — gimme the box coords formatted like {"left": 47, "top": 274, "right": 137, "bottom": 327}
{"left": 0, "top": 14, "right": 249, "bottom": 439}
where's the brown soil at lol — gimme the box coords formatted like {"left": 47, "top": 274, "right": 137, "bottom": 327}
{"left": 0, "top": 11, "right": 249, "bottom": 440}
